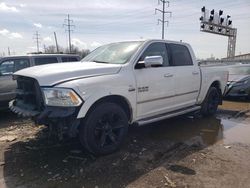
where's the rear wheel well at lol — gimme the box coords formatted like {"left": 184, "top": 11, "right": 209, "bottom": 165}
{"left": 85, "top": 95, "right": 132, "bottom": 122}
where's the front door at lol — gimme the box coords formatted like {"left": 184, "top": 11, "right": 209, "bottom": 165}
{"left": 134, "top": 42, "right": 176, "bottom": 119}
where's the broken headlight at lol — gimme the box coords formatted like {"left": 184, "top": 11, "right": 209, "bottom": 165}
{"left": 42, "top": 88, "right": 82, "bottom": 107}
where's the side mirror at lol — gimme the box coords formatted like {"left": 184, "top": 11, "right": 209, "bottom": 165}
{"left": 143, "top": 56, "right": 163, "bottom": 68}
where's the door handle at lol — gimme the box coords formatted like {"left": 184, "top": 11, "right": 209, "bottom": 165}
{"left": 164, "top": 73, "right": 173, "bottom": 78}
{"left": 192, "top": 71, "right": 199, "bottom": 75}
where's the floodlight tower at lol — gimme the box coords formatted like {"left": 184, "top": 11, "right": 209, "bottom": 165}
{"left": 199, "top": 6, "right": 237, "bottom": 58}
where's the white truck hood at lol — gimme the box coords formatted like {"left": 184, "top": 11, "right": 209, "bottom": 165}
{"left": 14, "top": 62, "right": 122, "bottom": 86}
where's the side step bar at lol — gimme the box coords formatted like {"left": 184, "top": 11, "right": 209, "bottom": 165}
{"left": 137, "top": 106, "right": 201, "bottom": 126}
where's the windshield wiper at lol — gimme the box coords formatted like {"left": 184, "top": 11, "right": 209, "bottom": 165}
{"left": 93, "top": 60, "right": 110, "bottom": 64}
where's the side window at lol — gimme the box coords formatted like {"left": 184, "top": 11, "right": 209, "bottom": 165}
{"left": 34, "top": 57, "right": 58, "bottom": 65}
{"left": 14, "top": 59, "right": 30, "bottom": 72}
{"left": 139, "top": 42, "right": 169, "bottom": 67}
{"left": 168, "top": 44, "right": 193, "bottom": 66}
{"left": 0, "top": 61, "right": 14, "bottom": 75}
{"left": 61, "top": 57, "right": 79, "bottom": 62}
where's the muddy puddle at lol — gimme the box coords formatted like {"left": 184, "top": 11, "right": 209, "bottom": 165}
{"left": 141, "top": 110, "right": 250, "bottom": 147}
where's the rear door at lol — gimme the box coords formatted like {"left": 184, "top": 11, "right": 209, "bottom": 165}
{"left": 167, "top": 43, "right": 200, "bottom": 108}
{"left": 134, "top": 42, "right": 176, "bottom": 119}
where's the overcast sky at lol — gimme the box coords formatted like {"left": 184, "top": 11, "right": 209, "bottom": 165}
{"left": 0, "top": 0, "right": 249, "bottom": 58}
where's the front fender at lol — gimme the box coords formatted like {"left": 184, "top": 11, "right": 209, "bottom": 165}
{"left": 57, "top": 71, "right": 137, "bottom": 121}
{"left": 76, "top": 90, "right": 135, "bottom": 120}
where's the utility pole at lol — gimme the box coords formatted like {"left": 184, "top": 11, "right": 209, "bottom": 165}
{"left": 33, "top": 31, "right": 41, "bottom": 53}
{"left": 8, "top": 47, "right": 10, "bottom": 56}
{"left": 43, "top": 44, "right": 46, "bottom": 53}
{"left": 54, "top": 32, "right": 59, "bottom": 53}
{"left": 63, "top": 14, "right": 75, "bottom": 53}
{"left": 155, "top": 0, "right": 172, "bottom": 39}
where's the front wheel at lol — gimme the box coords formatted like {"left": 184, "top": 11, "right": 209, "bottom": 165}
{"left": 201, "top": 87, "right": 220, "bottom": 116}
{"left": 79, "top": 102, "right": 129, "bottom": 155}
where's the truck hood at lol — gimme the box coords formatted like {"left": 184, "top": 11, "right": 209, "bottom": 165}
{"left": 14, "top": 62, "right": 122, "bottom": 86}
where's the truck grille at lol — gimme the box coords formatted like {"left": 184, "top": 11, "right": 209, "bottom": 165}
{"left": 14, "top": 76, "right": 44, "bottom": 112}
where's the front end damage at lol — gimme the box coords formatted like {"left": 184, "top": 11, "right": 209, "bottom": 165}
{"left": 9, "top": 76, "right": 82, "bottom": 139}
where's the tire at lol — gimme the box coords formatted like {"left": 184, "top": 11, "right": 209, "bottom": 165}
{"left": 201, "top": 87, "right": 220, "bottom": 116}
{"left": 79, "top": 102, "right": 129, "bottom": 156}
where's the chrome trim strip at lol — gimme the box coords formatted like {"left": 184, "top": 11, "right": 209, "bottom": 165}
{"left": 137, "top": 90, "right": 199, "bottom": 104}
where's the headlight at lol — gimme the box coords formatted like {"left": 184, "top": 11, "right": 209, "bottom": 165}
{"left": 42, "top": 88, "right": 82, "bottom": 107}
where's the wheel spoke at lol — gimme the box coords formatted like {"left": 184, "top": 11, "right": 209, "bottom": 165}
{"left": 108, "top": 131, "right": 118, "bottom": 144}
{"left": 112, "top": 124, "right": 125, "bottom": 130}
{"left": 95, "top": 126, "right": 104, "bottom": 130}
{"left": 100, "top": 131, "right": 107, "bottom": 147}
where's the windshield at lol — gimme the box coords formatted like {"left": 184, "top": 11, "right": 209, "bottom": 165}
{"left": 82, "top": 41, "right": 143, "bottom": 64}
{"left": 228, "top": 66, "right": 250, "bottom": 75}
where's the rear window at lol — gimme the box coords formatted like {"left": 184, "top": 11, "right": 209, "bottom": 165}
{"left": 61, "top": 57, "right": 79, "bottom": 62}
{"left": 168, "top": 44, "right": 193, "bottom": 66}
{"left": 34, "top": 57, "right": 58, "bottom": 65}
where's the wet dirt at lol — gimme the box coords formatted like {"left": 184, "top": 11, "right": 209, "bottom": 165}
{"left": 0, "top": 100, "right": 249, "bottom": 188}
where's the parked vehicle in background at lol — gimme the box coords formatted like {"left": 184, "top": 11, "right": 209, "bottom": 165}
{"left": 225, "top": 64, "right": 250, "bottom": 99}
{"left": 0, "top": 54, "right": 80, "bottom": 109}
{"left": 10, "top": 40, "right": 228, "bottom": 155}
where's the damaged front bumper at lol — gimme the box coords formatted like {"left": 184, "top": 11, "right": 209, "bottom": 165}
{"left": 9, "top": 100, "right": 40, "bottom": 117}
{"left": 9, "top": 75, "right": 83, "bottom": 138}
{"left": 9, "top": 99, "right": 81, "bottom": 137}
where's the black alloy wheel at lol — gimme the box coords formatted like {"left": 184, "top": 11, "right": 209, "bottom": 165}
{"left": 79, "top": 102, "right": 129, "bottom": 155}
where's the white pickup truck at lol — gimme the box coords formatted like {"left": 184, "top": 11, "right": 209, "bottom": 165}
{"left": 10, "top": 40, "right": 228, "bottom": 155}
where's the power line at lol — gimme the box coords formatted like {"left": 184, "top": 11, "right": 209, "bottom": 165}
{"left": 155, "top": 0, "right": 172, "bottom": 39}
{"left": 33, "top": 31, "right": 41, "bottom": 53}
{"left": 63, "top": 14, "right": 75, "bottom": 53}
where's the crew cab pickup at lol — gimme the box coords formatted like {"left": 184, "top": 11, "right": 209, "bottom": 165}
{"left": 10, "top": 40, "right": 228, "bottom": 155}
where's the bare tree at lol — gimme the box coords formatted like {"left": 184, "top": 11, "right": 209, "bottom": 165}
{"left": 65, "top": 45, "right": 90, "bottom": 58}
{"left": 43, "top": 44, "right": 90, "bottom": 58}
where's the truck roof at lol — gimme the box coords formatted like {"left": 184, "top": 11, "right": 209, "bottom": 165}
{"left": 110, "top": 39, "right": 189, "bottom": 45}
